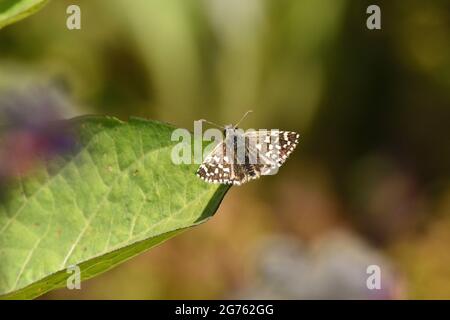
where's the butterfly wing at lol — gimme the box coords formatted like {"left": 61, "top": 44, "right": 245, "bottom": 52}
{"left": 275, "top": 130, "right": 300, "bottom": 165}
{"left": 196, "top": 141, "right": 234, "bottom": 184}
{"left": 246, "top": 129, "right": 300, "bottom": 170}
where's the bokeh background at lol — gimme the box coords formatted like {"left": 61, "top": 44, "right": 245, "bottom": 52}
{"left": 1, "top": 0, "right": 449, "bottom": 299}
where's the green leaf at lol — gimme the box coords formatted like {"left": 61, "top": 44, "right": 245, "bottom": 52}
{"left": 0, "top": 116, "right": 229, "bottom": 299}
{"left": 0, "top": 0, "right": 49, "bottom": 29}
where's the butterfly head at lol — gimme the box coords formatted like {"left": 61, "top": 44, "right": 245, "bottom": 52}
{"left": 224, "top": 110, "right": 252, "bottom": 136}
{"left": 223, "top": 124, "right": 236, "bottom": 136}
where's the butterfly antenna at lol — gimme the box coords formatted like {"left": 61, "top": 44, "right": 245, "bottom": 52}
{"left": 197, "top": 119, "right": 225, "bottom": 129}
{"left": 234, "top": 110, "right": 253, "bottom": 128}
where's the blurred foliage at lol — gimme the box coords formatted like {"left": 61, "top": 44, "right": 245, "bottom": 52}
{"left": 0, "top": 0, "right": 449, "bottom": 299}
{"left": 0, "top": 0, "right": 48, "bottom": 29}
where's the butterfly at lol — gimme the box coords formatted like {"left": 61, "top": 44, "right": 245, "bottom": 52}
{"left": 196, "top": 111, "right": 300, "bottom": 185}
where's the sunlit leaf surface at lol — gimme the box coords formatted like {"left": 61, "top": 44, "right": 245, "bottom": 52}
{"left": 0, "top": 116, "right": 229, "bottom": 299}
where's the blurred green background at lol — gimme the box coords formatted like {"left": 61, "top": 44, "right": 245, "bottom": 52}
{"left": 1, "top": 0, "right": 449, "bottom": 299}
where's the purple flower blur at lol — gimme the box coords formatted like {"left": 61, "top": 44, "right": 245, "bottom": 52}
{"left": 0, "top": 87, "right": 77, "bottom": 181}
